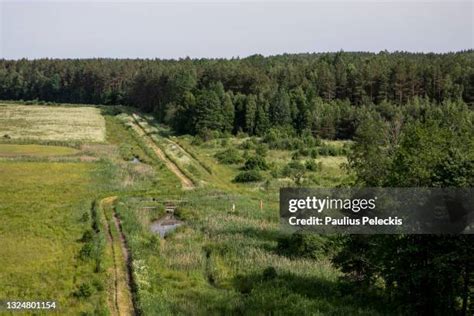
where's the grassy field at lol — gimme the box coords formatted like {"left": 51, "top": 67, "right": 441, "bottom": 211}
{"left": 107, "top": 112, "right": 387, "bottom": 315}
{"left": 0, "top": 144, "right": 79, "bottom": 157}
{"left": 0, "top": 104, "right": 384, "bottom": 315}
{"left": 0, "top": 162, "right": 107, "bottom": 314}
{"left": 0, "top": 104, "right": 105, "bottom": 142}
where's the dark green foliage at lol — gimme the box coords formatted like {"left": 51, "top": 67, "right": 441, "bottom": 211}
{"left": 262, "top": 266, "right": 278, "bottom": 281}
{"left": 316, "top": 144, "right": 347, "bottom": 156}
{"left": 1, "top": 51, "right": 472, "bottom": 139}
{"left": 80, "top": 229, "right": 94, "bottom": 243}
{"left": 79, "top": 242, "right": 94, "bottom": 260}
{"left": 305, "top": 159, "right": 320, "bottom": 172}
{"left": 255, "top": 144, "right": 268, "bottom": 157}
{"left": 79, "top": 201, "right": 105, "bottom": 273}
{"left": 74, "top": 283, "right": 94, "bottom": 299}
{"left": 277, "top": 232, "right": 328, "bottom": 260}
{"left": 243, "top": 156, "right": 269, "bottom": 171}
{"left": 233, "top": 170, "right": 263, "bottom": 183}
{"left": 310, "top": 148, "right": 319, "bottom": 158}
{"left": 239, "top": 138, "right": 257, "bottom": 150}
{"left": 338, "top": 103, "right": 474, "bottom": 315}
{"left": 214, "top": 147, "right": 243, "bottom": 164}
{"left": 282, "top": 161, "right": 307, "bottom": 185}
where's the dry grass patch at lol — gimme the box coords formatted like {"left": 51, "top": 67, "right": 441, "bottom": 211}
{"left": 0, "top": 104, "right": 105, "bottom": 142}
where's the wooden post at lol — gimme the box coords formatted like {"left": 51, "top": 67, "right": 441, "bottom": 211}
{"left": 260, "top": 200, "right": 263, "bottom": 211}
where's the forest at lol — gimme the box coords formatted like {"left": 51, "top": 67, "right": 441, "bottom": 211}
{"left": 1, "top": 51, "right": 473, "bottom": 139}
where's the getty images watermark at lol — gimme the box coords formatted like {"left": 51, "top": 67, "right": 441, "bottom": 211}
{"left": 280, "top": 188, "right": 474, "bottom": 234}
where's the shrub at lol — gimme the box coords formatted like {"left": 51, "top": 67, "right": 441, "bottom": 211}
{"left": 220, "top": 138, "right": 229, "bottom": 147}
{"left": 80, "top": 211, "right": 90, "bottom": 222}
{"left": 291, "top": 151, "right": 301, "bottom": 160}
{"left": 305, "top": 159, "right": 320, "bottom": 171}
{"left": 80, "top": 229, "right": 94, "bottom": 243}
{"left": 79, "top": 242, "right": 94, "bottom": 260}
{"left": 298, "top": 147, "right": 310, "bottom": 157}
{"left": 282, "top": 161, "right": 306, "bottom": 185}
{"left": 255, "top": 144, "right": 269, "bottom": 157}
{"left": 262, "top": 266, "right": 278, "bottom": 280}
{"left": 191, "top": 136, "right": 203, "bottom": 146}
{"left": 243, "top": 156, "right": 269, "bottom": 171}
{"left": 277, "top": 232, "right": 328, "bottom": 260}
{"left": 317, "top": 144, "right": 346, "bottom": 156}
{"left": 240, "top": 140, "right": 254, "bottom": 150}
{"left": 74, "top": 283, "right": 94, "bottom": 298}
{"left": 233, "top": 170, "right": 263, "bottom": 182}
{"left": 215, "top": 148, "right": 243, "bottom": 164}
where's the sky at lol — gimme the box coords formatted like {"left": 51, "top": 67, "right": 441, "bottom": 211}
{"left": 0, "top": 0, "right": 472, "bottom": 59}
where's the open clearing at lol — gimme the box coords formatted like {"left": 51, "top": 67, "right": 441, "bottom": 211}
{"left": 0, "top": 144, "right": 79, "bottom": 157}
{"left": 0, "top": 104, "right": 105, "bottom": 142}
{"left": 0, "top": 103, "right": 380, "bottom": 315}
{"left": 0, "top": 162, "right": 106, "bottom": 313}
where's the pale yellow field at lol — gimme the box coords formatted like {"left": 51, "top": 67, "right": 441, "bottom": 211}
{"left": 0, "top": 104, "right": 106, "bottom": 142}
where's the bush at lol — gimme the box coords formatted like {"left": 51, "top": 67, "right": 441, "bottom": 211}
{"left": 282, "top": 161, "right": 306, "bottom": 185}
{"left": 233, "top": 170, "right": 263, "bottom": 182}
{"left": 80, "top": 211, "right": 90, "bottom": 222}
{"left": 298, "top": 147, "right": 310, "bottom": 157}
{"left": 80, "top": 229, "right": 94, "bottom": 243}
{"left": 277, "top": 232, "right": 328, "bottom": 260}
{"left": 74, "top": 283, "right": 94, "bottom": 298}
{"left": 317, "top": 144, "right": 347, "bottom": 156}
{"left": 240, "top": 139, "right": 256, "bottom": 150}
{"left": 243, "top": 156, "right": 269, "bottom": 170}
{"left": 291, "top": 151, "right": 301, "bottom": 160}
{"left": 220, "top": 138, "right": 229, "bottom": 147}
{"left": 255, "top": 144, "right": 269, "bottom": 157}
{"left": 215, "top": 148, "right": 243, "bottom": 164}
{"left": 79, "top": 242, "right": 94, "bottom": 260}
{"left": 305, "top": 159, "right": 320, "bottom": 171}
{"left": 262, "top": 266, "right": 278, "bottom": 281}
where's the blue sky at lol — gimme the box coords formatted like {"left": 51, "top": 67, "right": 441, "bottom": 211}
{"left": 1, "top": 1, "right": 472, "bottom": 59}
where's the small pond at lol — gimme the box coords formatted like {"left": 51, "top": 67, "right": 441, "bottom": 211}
{"left": 150, "top": 214, "right": 183, "bottom": 237}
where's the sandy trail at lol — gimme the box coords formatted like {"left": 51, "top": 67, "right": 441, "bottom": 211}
{"left": 100, "top": 197, "right": 135, "bottom": 316}
{"left": 129, "top": 114, "right": 195, "bottom": 189}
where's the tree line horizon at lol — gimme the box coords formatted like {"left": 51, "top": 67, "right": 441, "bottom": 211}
{"left": 0, "top": 50, "right": 472, "bottom": 138}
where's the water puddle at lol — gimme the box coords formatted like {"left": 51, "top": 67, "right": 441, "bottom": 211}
{"left": 150, "top": 214, "right": 183, "bottom": 237}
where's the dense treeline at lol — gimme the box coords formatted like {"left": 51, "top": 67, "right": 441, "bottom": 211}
{"left": 338, "top": 103, "right": 474, "bottom": 315}
{"left": 1, "top": 51, "right": 473, "bottom": 137}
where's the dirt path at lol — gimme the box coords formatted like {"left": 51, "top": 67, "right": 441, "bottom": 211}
{"left": 129, "top": 114, "right": 195, "bottom": 189}
{"left": 100, "top": 197, "right": 135, "bottom": 316}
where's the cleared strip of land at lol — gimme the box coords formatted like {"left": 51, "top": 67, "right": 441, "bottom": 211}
{"left": 128, "top": 113, "right": 195, "bottom": 189}
{"left": 0, "top": 104, "right": 106, "bottom": 142}
{"left": 100, "top": 197, "right": 135, "bottom": 316}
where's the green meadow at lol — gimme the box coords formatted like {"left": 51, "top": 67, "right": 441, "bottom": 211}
{"left": 0, "top": 144, "right": 79, "bottom": 157}
{"left": 0, "top": 162, "right": 107, "bottom": 313}
{"left": 0, "top": 104, "right": 386, "bottom": 315}
{"left": 106, "top": 112, "right": 387, "bottom": 315}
